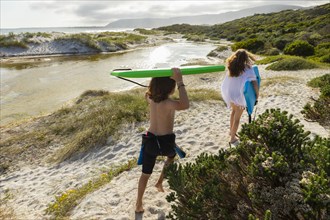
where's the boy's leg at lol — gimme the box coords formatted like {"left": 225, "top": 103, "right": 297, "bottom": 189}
{"left": 155, "top": 156, "right": 175, "bottom": 192}
{"left": 230, "top": 103, "right": 244, "bottom": 143}
{"left": 136, "top": 173, "right": 151, "bottom": 213}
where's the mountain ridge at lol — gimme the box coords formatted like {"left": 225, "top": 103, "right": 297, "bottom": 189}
{"left": 105, "top": 4, "right": 303, "bottom": 28}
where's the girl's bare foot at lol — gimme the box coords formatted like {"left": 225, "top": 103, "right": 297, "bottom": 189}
{"left": 155, "top": 182, "right": 164, "bottom": 192}
{"left": 135, "top": 202, "right": 144, "bottom": 213}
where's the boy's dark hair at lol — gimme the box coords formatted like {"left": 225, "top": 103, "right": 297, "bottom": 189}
{"left": 146, "top": 77, "right": 176, "bottom": 103}
{"left": 227, "top": 49, "right": 256, "bottom": 77}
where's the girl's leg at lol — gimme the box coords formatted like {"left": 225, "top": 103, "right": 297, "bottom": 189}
{"left": 229, "top": 108, "right": 235, "bottom": 135}
{"left": 136, "top": 173, "right": 150, "bottom": 213}
{"left": 230, "top": 103, "right": 244, "bottom": 143}
{"left": 155, "top": 156, "right": 175, "bottom": 192}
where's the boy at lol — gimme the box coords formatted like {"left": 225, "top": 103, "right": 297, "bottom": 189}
{"left": 135, "top": 68, "right": 189, "bottom": 213}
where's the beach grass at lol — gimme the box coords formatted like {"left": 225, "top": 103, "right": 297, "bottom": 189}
{"left": 46, "top": 159, "right": 137, "bottom": 219}
{"left": 256, "top": 55, "right": 328, "bottom": 71}
{"left": 0, "top": 191, "right": 15, "bottom": 220}
{"left": 0, "top": 88, "right": 222, "bottom": 172}
{"left": 261, "top": 76, "right": 300, "bottom": 87}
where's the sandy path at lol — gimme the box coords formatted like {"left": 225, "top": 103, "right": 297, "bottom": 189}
{"left": 0, "top": 66, "right": 329, "bottom": 220}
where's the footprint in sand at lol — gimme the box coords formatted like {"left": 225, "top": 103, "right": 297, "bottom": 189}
{"left": 113, "top": 144, "right": 125, "bottom": 152}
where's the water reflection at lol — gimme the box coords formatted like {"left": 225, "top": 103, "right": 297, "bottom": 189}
{"left": 0, "top": 42, "right": 217, "bottom": 125}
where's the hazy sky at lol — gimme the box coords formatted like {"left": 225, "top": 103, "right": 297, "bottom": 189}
{"left": 1, "top": 0, "right": 328, "bottom": 28}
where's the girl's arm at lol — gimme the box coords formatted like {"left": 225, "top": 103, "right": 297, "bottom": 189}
{"left": 252, "top": 81, "right": 259, "bottom": 100}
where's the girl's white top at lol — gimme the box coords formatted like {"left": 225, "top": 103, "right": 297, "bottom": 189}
{"left": 221, "top": 66, "right": 256, "bottom": 108}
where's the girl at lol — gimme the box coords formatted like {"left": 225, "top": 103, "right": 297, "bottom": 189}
{"left": 221, "top": 49, "right": 259, "bottom": 146}
{"left": 135, "top": 68, "right": 189, "bottom": 213}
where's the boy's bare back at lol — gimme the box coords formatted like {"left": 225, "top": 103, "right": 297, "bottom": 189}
{"left": 147, "top": 68, "right": 189, "bottom": 136}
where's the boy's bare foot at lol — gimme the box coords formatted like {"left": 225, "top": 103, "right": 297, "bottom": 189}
{"left": 155, "top": 182, "right": 164, "bottom": 192}
{"left": 135, "top": 203, "right": 144, "bottom": 213}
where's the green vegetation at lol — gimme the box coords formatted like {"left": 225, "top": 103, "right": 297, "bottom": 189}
{"left": 183, "top": 34, "right": 207, "bottom": 42}
{"left": 231, "top": 38, "right": 265, "bottom": 54}
{"left": 165, "top": 109, "right": 329, "bottom": 219}
{"left": 255, "top": 55, "right": 289, "bottom": 65}
{"left": 0, "top": 32, "right": 28, "bottom": 48}
{"left": 134, "top": 28, "right": 159, "bottom": 35}
{"left": 0, "top": 32, "right": 54, "bottom": 48}
{"left": 255, "top": 55, "right": 326, "bottom": 71}
{"left": 0, "top": 88, "right": 221, "bottom": 171}
{"left": 302, "top": 74, "right": 330, "bottom": 126}
{"left": 266, "top": 57, "right": 319, "bottom": 71}
{"left": 156, "top": 3, "right": 330, "bottom": 62}
{"left": 0, "top": 191, "right": 15, "bottom": 220}
{"left": 46, "top": 159, "right": 137, "bottom": 219}
{"left": 207, "top": 45, "right": 229, "bottom": 57}
{"left": 0, "top": 31, "right": 147, "bottom": 52}
{"left": 261, "top": 76, "right": 299, "bottom": 88}
{"left": 283, "top": 40, "right": 315, "bottom": 56}
{"left": 55, "top": 32, "right": 147, "bottom": 51}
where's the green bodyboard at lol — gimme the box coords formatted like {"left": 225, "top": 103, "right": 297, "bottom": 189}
{"left": 111, "top": 65, "right": 225, "bottom": 78}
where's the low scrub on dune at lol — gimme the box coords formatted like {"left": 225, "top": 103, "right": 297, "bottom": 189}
{"left": 0, "top": 88, "right": 221, "bottom": 172}
{"left": 302, "top": 74, "right": 330, "bottom": 126}
{"left": 165, "top": 109, "right": 329, "bottom": 220}
{"left": 265, "top": 57, "right": 320, "bottom": 71}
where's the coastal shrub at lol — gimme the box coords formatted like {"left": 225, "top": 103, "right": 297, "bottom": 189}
{"left": 273, "top": 38, "right": 292, "bottom": 50}
{"left": 207, "top": 45, "right": 229, "bottom": 57}
{"left": 134, "top": 28, "right": 158, "bottom": 35}
{"left": 165, "top": 109, "right": 329, "bottom": 220}
{"left": 266, "top": 57, "right": 319, "bottom": 71}
{"left": 183, "top": 34, "right": 206, "bottom": 42}
{"left": 255, "top": 55, "right": 287, "bottom": 65}
{"left": 302, "top": 74, "right": 330, "bottom": 126}
{"left": 231, "top": 38, "right": 265, "bottom": 54}
{"left": 263, "top": 48, "right": 281, "bottom": 56}
{"left": 319, "top": 54, "right": 330, "bottom": 63}
{"left": 307, "top": 74, "right": 330, "bottom": 88}
{"left": 310, "top": 43, "right": 330, "bottom": 63}
{"left": 284, "top": 40, "right": 315, "bottom": 57}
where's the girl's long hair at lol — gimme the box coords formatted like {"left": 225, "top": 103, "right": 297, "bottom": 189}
{"left": 226, "top": 49, "right": 256, "bottom": 77}
{"left": 146, "top": 77, "right": 176, "bottom": 103}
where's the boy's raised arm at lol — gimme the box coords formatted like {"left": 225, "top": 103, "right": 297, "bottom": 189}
{"left": 171, "top": 68, "right": 189, "bottom": 110}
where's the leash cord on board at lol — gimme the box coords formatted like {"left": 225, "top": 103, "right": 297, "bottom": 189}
{"left": 116, "top": 76, "right": 148, "bottom": 88}
{"left": 112, "top": 68, "right": 148, "bottom": 88}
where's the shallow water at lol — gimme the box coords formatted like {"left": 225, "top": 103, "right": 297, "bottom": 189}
{"left": 0, "top": 41, "right": 217, "bottom": 125}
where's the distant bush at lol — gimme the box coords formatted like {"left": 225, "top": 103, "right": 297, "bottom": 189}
{"left": 255, "top": 55, "right": 287, "bottom": 65}
{"left": 266, "top": 57, "right": 319, "bottom": 71}
{"left": 311, "top": 42, "right": 330, "bottom": 63}
{"left": 231, "top": 38, "right": 265, "bottom": 54}
{"left": 0, "top": 34, "right": 28, "bottom": 48}
{"left": 207, "top": 45, "right": 229, "bottom": 57}
{"left": 134, "top": 28, "right": 158, "bottom": 35}
{"left": 166, "top": 109, "right": 329, "bottom": 220}
{"left": 307, "top": 74, "right": 330, "bottom": 88}
{"left": 273, "top": 38, "right": 292, "bottom": 50}
{"left": 183, "top": 34, "right": 206, "bottom": 42}
{"left": 284, "top": 40, "right": 315, "bottom": 57}
{"left": 302, "top": 74, "right": 330, "bottom": 126}
{"left": 319, "top": 54, "right": 330, "bottom": 63}
{"left": 263, "top": 48, "right": 281, "bottom": 56}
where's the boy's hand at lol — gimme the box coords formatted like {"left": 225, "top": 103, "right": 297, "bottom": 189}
{"left": 171, "top": 67, "right": 183, "bottom": 82}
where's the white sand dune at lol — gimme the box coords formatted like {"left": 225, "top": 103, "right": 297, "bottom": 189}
{"left": 0, "top": 66, "right": 329, "bottom": 220}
